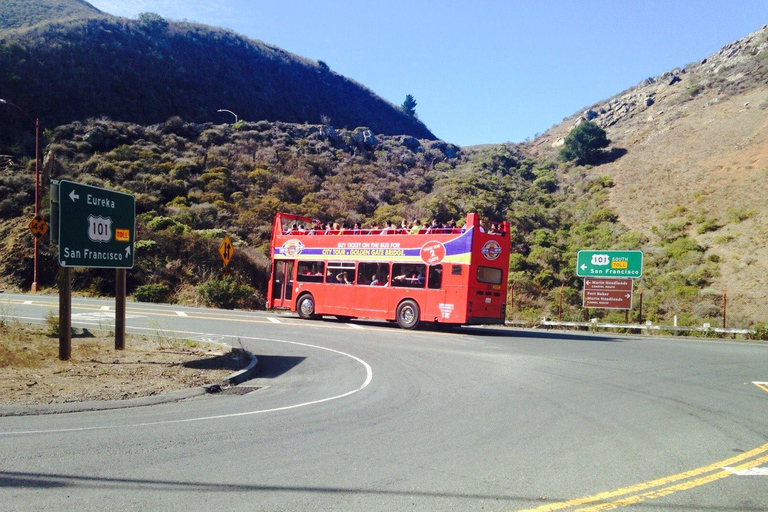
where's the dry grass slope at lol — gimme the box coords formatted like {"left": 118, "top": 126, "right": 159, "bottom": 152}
{"left": 532, "top": 26, "right": 768, "bottom": 322}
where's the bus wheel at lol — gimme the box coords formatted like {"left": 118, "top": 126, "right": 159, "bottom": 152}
{"left": 297, "top": 294, "right": 317, "bottom": 320}
{"left": 396, "top": 299, "right": 420, "bottom": 329}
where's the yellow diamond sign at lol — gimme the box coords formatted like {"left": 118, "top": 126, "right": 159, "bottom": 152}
{"left": 219, "top": 236, "right": 234, "bottom": 267}
{"left": 28, "top": 213, "right": 48, "bottom": 240}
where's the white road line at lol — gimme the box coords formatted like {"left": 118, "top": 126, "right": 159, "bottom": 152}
{"left": 724, "top": 466, "right": 768, "bottom": 476}
{"left": 23, "top": 301, "right": 33, "bottom": 305}
{"left": 346, "top": 323, "right": 365, "bottom": 329}
{"left": 175, "top": 311, "right": 188, "bottom": 317}
{"left": 267, "top": 317, "right": 281, "bottom": 324}
{"left": 0, "top": 331, "right": 373, "bottom": 437}
{"left": 100, "top": 306, "right": 110, "bottom": 311}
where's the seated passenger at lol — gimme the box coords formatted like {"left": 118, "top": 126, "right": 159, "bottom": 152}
{"left": 336, "top": 270, "right": 352, "bottom": 284}
{"left": 409, "top": 219, "right": 424, "bottom": 234}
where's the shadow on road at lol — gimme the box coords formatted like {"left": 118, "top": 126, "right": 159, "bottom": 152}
{"left": 458, "top": 326, "right": 627, "bottom": 342}
{"left": 0, "top": 471, "right": 748, "bottom": 511}
{"left": 250, "top": 354, "right": 305, "bottom": 379}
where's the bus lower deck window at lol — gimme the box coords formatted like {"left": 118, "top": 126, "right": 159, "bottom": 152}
{"left": 297, "top": 261, "right": 325, "bottom": 283}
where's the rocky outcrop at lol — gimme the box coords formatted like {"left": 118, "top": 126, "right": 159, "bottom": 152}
{"left": 568, "top": 25, "right": 768, "bottom": 131}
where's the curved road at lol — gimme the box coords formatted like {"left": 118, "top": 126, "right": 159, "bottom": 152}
{"left": 1, "top": 293, "right": 767, "bottom": 511}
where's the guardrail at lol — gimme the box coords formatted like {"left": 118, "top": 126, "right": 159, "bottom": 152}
{"left": 507, "top": 319, "right": 754, "bottom": 336}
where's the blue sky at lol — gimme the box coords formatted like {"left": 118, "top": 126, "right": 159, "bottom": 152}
{"left": 87, "top": 1, "right": 767, "bottom": 146}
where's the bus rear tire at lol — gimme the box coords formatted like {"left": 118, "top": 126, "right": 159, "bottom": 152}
{"left": 396, "top": 299, "right": 420, "bottom": 329}
{"left": 297, "top": 294, "right": 317, "bottom": 320}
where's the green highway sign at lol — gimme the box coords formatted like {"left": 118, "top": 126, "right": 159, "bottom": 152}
{"left": 57, "top": 180, "right": 135, "bottom": 268}
{"left": 577, "top": 250, "right": 643, "bottom": 278}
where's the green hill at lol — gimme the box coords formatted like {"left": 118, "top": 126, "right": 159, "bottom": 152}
{"left": 0, "top": 0, "right": 103, "bottom": 30}
{"left": 0, "top": 2, "right": 434, "bottom": 155}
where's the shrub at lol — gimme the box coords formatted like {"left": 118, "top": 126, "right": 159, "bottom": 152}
{"left": 748, "top": 323, "right": 768, "bottom": 341}
{"left": 146, "top": 216, "right": 190, "bottom": 234}
{"left": 134, "top": 284, "right": 171, "bottom": 303}
{"left": 196, "top": 277, "right": 255, "bottom": 310}
{"left": 559, "top": 121, "right": 610, "bottom": 166}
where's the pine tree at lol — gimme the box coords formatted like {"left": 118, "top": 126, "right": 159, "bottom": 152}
{"left": 401, "top": 94, "right": 417, "bottom": 117}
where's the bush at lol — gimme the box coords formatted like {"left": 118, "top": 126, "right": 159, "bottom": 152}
{"left": 559, "top": 121, "right": 610, "bottom": 166}
{"left": 748, "top": 323, "right": 768, "bottom": 341}
{"left": 134, "top": 284, "right": 171, "bottom": 303}
{"left": 196, "top": 277, "right": 255, "bottom": 310}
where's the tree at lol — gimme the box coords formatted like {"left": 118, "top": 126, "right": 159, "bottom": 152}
{"left": 401, "top": 94, "right": 417, "bottom": 117}
{"left": 559, "top": 120, "right": 610, "bottom": 165}
{"left": 138, "top": 12, "right": 169, "bottom": 33}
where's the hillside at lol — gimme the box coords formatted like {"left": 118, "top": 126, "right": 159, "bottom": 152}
{"left": 0, "top": 1, "right": 434, "bottom": 155}
{"left": 531, "top": 25, "right": 768, "bottom": 323}
{"left": 0, "top": 0, "right": 103, "bottom": 30}
{"left": 3, "top": 9, "right": 768, "bottom": 330}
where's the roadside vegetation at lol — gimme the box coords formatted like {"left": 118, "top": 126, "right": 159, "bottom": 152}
{"left": 0, "top": 114, "right": 749, "bottom": 330}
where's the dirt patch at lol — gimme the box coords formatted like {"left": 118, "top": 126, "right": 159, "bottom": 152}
{"left": 0, "top": 324, "right": 249, "bottom": 406}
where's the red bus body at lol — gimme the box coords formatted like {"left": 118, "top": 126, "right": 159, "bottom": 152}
{"left": 267, "top": 213, "right": 510, "bottom": 328}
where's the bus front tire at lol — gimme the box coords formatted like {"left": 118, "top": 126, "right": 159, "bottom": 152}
{"left": 297, "top": 294, "right": 317, "bottom": 320}
{"left": 396, "top": 299, "right": 420, "bottom": 329}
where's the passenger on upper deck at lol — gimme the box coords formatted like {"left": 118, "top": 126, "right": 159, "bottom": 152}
{"left": 409, "top": 219, "right": 424, "bottom": 234}
{"left": 426, "top": 219, "right": 441, "bottom": 234}
{"left": 381, "top": 220, "right": 395, "bottom": 235}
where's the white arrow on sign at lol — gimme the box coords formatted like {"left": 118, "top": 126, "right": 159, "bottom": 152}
{"left": 581, "top": 264, "right": 587, "bottom": 271}
{"left": 125, "top": 246, "right": 132, "bottom": 257}
{"left": 69, "top": 190, "right": 80, "bottom": 202}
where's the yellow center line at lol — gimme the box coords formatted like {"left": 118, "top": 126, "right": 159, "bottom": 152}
{"left": 513, "top": 443, "right": 768, "bottom": 512}
{"left": 754, "top": 382, "right": 768, "bottom": 394}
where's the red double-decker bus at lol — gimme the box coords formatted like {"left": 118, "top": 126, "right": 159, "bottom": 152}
{"left": 266, "top": 213, "right": 510, "bottom": 329}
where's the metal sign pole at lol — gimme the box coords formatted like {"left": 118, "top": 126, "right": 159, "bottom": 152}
{"left": 115, "top": 269, "right": 126, "bottom": 350}
{"left": 59, "top": 267, "right": 71, "bottom": 361}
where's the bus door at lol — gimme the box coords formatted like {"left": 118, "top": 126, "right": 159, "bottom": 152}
{"left": 325, "top": 262, "right": 357, "bottom": 314}
{"left": 424, "top": 264, "right": 449, "bottom": 322}
{"left": 271, "top": 260, "right": 295, "bottom": 309}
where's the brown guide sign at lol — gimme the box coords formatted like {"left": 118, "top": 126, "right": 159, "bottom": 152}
{"left": 583, "top": 278, "right": 633, "bottom": 309}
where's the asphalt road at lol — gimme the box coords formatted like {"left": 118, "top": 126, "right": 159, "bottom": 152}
{"left": 1, "top": 292, "right": 767, "bottom": 512}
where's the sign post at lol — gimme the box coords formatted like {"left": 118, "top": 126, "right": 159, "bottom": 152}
{"left": 53, "top": 180, "right": 136, "bottom": 357}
